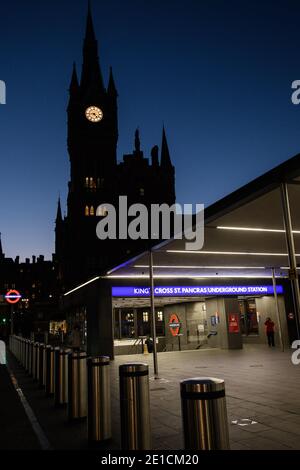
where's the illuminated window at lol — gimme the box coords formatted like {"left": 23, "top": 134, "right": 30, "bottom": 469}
{"left": 97, "top": 206, "right": 108, "bottom": 216}
{"left": 143, "top": 311, "right": 149, "bottom": 322}
{"left": 90, "top": 206, "right": 95, "bottom": 216}
{"left": 97, "top": 178, "right": 104, "bottom": 188}
{"left": 157, "top": 311, "right": 163, "bottom": 321}
{"left": 140, "top": 188, "right": 145, "bottom": 196}
{"left": 85, "top": 177, "right": 97, "bottom": 190}
{"left": 126, "top": 313, "right": 134, "bottom": 323}
{"left": 85, "top": 206, "right": 89, "bottom": 216}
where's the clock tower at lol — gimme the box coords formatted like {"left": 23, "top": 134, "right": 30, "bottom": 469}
{"left": 56, "top": 3, "right": 175, "bottom": 289}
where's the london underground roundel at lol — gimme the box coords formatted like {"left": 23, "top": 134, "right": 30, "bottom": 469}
{"left": 169, "top": 313, "right": 181, "bottom": 337}
{"left": 5, "top": 289, "right": 22, "bottom": 304}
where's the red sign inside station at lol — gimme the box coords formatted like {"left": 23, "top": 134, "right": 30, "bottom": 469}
{"left": 228, "top": 314, "right": 240, "bottom": 333}
{"left": 169, "top": 313, "right": 181, "bottom": 337}
{"left": 5, "top": 289, "right": 22, "bottom": 304}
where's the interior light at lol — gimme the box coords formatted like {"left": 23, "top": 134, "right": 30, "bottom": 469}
{"left": 64, "top": 276, "right": 100, "bottom": 296}
{"left": 166, "top": 250, "right": 295, "bottom": 256}
{"left": 217, "top": 226, "right": 300, "bottom": 234}
{"left": 106, "top": 274, "right": 284, "bottom": 279}
{"left": 134, "top": 265, "right": 267, "bottom": 269}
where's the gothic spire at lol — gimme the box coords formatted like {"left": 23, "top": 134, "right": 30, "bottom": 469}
{"left": 108, "top": 66, "right": 118, "bottom": 97}
{"left": 134, "top": 128, "right": 141, "bottom": 153}
{"left": 69, "top": 62, "right": 79, "bottom": 93}
{"left": 56, "top": 198, "right": 63, "bottom": 224}
{"left": 80, "top": 1, "right": 105, "bottom": 94}
{"left": 161, "top": 126, "right": 173, "bottom": 169}
{"left": 86, "top": 0, "right": 96, "bottom": 42}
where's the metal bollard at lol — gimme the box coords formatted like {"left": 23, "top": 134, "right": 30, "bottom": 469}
{"left": 28, "top": 341, "right": 33, "bottom": 376}
{"left": 23, "top": 340, "right": 26, "bottom": 370}
{"left": 37, "top": 343, "right": 46, "bottom": 389}
{"left": 87, "top": 356, "right": 111, "bottom": 443}
{"left": 119, "top": 363, "right": 151, "bottom": 450}
{"left": 24, "top": 339, "right": 28, "bottom": 370}
{"left": 32, "top": 342, "right": 39, "bottom": 380}
{"left": 20, "top": 339, "right": 24, "bottom": 366}
{"left": 16, "top": 337, "right": 19, "bottom": 361}
{"left": 54, "top": 347, "right": 71, "bottom": 406}
{"left": 42, "top": 345, "right": 47, "bottom": 387}
{"left": 22, "top": 339, "right": 26, "bottom": 367}
{"left": 25, "top": 339, "right": 30, "bottom": 372}
{"left": 68, "top": 351, "right": 87, "bottom": 420}
{"left": 180, "top": 377, "right": 230, "bottom": 450}
{"left": 35, "top": 343, "right": 42, "bottom": 382}
{"left": 19, "top": 338, "right": 23, "bottom": 365}
{"left": 45, "top": 345, "right": 55, "bottom": 396}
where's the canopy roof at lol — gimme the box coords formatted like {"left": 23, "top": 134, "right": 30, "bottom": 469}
{"left": 105, "top": 153, "right": 300, "bottom": 281}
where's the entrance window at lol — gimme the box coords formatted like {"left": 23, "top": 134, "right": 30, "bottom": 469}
{"left": 120, "top": 311, "right": 135, "bottom": 338}
{"left": 239, "top": 299, "right": 259, "bottom": 335}
{"left": 143, "top": 311, "right": 149, "bottom": 322}
{"left": 157, "top": 311, "right": 163, "bottom": 322}
{"left": 156, "top": 310, "right": 165, "bottom": 336}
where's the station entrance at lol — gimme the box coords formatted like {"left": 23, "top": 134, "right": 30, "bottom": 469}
{"left": 112, "top": 286, "right": 289, "bottom": 355}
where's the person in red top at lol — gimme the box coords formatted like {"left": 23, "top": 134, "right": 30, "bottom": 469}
{"left": 264, "top": 317, "right": 275, "bottom": 347}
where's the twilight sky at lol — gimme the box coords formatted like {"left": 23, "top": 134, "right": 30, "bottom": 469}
{"left": 1, "top": 0, "right": 300, "bottom": 260}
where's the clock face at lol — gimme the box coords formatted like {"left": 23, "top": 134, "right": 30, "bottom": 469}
{"left": 85, "top": 106, "right": 103, "bottom": 123}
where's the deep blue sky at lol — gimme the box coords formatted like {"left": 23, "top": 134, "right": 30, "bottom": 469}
{"left": 1, "top": 0, "right": 300, "bottom": 260}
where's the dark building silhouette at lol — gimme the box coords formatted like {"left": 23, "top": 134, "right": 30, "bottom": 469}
{"left": 0, "top": 233, "right": 59, "bottom": 338}
{"left": 56, "top": 4, "right": 176, "bottom": 289}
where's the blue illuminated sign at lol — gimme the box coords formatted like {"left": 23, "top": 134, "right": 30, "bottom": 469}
{"left": 112, "top": 285, "right": 283, "bottom": 298}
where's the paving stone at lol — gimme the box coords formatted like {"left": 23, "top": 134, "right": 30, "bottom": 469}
{"left": 6, "top": 345, "right": 300, "bottom": 450}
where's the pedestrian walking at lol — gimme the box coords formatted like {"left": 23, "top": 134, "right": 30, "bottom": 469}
{"left": 264, "top": 317, "right": 275, "bottom": 347}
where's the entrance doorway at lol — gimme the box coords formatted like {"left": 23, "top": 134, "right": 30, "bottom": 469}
{"left": 239, "top": 298, "right": 259, "bottom": 336}
{"left": 114, "top": 308, "right": 165, "bottom": 340}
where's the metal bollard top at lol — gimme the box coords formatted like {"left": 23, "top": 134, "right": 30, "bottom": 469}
{"left": 62, "top": 348, "right": 72, "bottom": 354}
{"left": 119, "top": 362, "right": 148, "bottom": 377}
{"left": 180, "top": 377, "right": 225, "bottom": 398}
{"left": 70, "top": 351, "right": 87, "bottom": 359}
{"left": 54, "top": 346, "right": 71, "bottom": 353}
{"left": 87, "top": 356, "right": 110, "bottom": 366}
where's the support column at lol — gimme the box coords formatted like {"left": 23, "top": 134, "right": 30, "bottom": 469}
{"left": 118, "top": 309, "right": 122, "bottom": 340}
{"left": 149, "top": 249, "right": 159, "bottom": 378}
{"left": 280, "top": 182, "right": 300, "bottom": 339}
{"left": 86, "top": 279, "right": 114, "bottom": 359}
{"left": 272, "top": 268, "right": 284, "bottom": 351}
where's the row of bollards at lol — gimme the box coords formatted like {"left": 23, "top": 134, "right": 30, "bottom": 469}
{"left": 9, "top": 336, "right": 109, "bottom": 443}
{"left": 9, "top": 335, "right": 230, "bottom": 450}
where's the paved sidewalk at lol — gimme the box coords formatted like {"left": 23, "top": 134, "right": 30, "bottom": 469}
{"left": 0, "top": 364, "right": 40, "bottom": 450}
{"left": 6, "top": 345, "right": 300, "bottom": 450}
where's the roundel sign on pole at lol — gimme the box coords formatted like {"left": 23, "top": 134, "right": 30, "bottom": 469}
{"left": 5, "top": 289, "right": 22, "bottom": 304}
{"left": 169, "top": 313, "right": 181, "bottom": 336}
